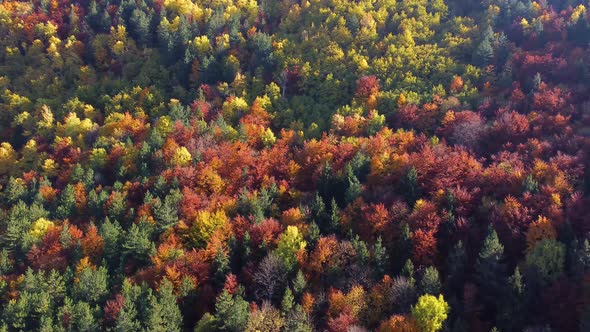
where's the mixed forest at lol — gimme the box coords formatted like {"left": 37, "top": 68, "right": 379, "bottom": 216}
{"left": 0, "top": 0, "right": 590, "bottom": 331}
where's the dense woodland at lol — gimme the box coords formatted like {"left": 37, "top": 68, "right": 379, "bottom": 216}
{"left": 0, "top": 0, "right": 590, "bottom": 331}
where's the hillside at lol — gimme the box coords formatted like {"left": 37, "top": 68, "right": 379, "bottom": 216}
{"left": 0, "top": 0, "right": 589, "bottom": 331}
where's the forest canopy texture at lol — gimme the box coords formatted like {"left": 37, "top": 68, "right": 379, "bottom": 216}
{"left": 0, "top": 0, "right": 590, "bottom": 331}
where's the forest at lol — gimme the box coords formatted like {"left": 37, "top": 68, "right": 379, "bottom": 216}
{"left": 0, "top": 0, "right": 589, "bottom": 331}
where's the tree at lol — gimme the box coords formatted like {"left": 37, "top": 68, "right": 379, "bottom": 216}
{"left": 391, "top": 276, "right": 417, "bottom": 313}
{"left": 378, "top": 315, "right": 419, "bottom": 332}
{"left": 282, "top": 287, "right": 294, "bottom": 313}
{"left": 74, "top": 265, "right": 109, "bottom": 304}
{"left": 373, "top": 236, "right": 389, "bottom": 277}
{"left": 275, "top": 226, "right": 306, "bottom": 271}
{"left": 153, "top": 192, "right": 180, "bottom": 232}
{"left": 121, "top": 222, "right": 156, "bottom": 266}
{"left": 411, "top": 294, "right": 449, "bottom": 332}
{"left": 293, "top": 270, "right": 306, "bottom": 296}
{"left": 145, "top": 279, "right": 182, "bottom": 332}
{"left": 402, "top": 167, "right": 420, "bottom": 205}
{"left": 194, "top": 313, "right": 217, "bottom": 332}
{"left": 245, "top": 302, "right": 284, "bottom": 332}
{"left": 283, "top": 305, "right": 314, "bottom": 332}
{"left": 525, "top": 239, "right": 565, "bottom": 285}
{"left": 525, "top": 216, "right": 556, "bottom": 253}
{"left": 419, "top": 266, "right": 441, "bottom": 295}
{"left": 56, "top": 184, "right": 76, "bottom": 219}
{"left": 345, "top": 164, "right": 362, "bottom": 203}
{"left": 215, "top": 290, "right": 249, "bottom": 332}
{"left": 100, "top": 217, "right": 122, "bottom": 267}
{"left": 254, "top": 253, "right": 287, "bottom": 302}
{"left": 114, "top": 280, "right": 142, "bottom": 332}
{"left": 474, "top": 27, "right": 494, "bottom": 66}
{"left": 475, "top": 225, "right": 507, "bottom": 321}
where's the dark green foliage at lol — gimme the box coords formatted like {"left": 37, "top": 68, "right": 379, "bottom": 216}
{"left": 145, "top": 279, "right": 183, "bottom": 332}
{"left": 402, "top": 167, "right": 420, "bottom": 206}
{"left": 420, "top": 266, "right": 441, "bottom": 295}
{"left": 214, "top": 290, "right": 249, "bottom": 332}
{"left": 475, "top": 226, "right": 507, "bottom": 319}
{"left": 121, "top": 221, "right": 156, "bottom": 266}
{"left": 74, "top": 265, "right": 109, "bottom": 304}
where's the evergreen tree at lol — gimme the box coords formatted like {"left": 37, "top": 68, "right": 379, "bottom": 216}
{"left": 373, "top": 236, "right": 389, "bottom": 277}
{"left": 282, "top": 287, "right": 294, "bottom": 313}
{"left": 74, "top": 265, "right": 109, "bottom": 304}
{"left": 475, "top": 226, "right": 506, "bottom": 319}
{"left": 293, "top": 270, "right": 306, "bottom": 296}
{"left": 100, "top": 217, "right": 123, "bottom": 268}
{"left": 402, "top": 166, "right": 420, "bottom": 205}
{"left": 474, "top": 27, "right": 495, "bottom": 66}
{"left": 115, "top": 280, "right": 142, "bottom": 332}
{"left": 394, "top": 223, "right": 413, "bottom": 273}
{"left": 130, "top": 9, "right": 152, "bottom": 46}
{"left": 420, "top": 266, "right": 441, "bottom": 295}
{"left": 329, "top": 198, "right": 341, "bottom": 234}
{"left": 121, "top": 222, "right": 156, "bottom": 266}
{"left": 445, "top": 241, "right": 466, "bottom": 294}
{"left": 344, "top": 163, "right": 362, "bottom": 203}
{"left": 145, "top": 279, "right": 182, "bottom": 332}
{"left": 401, "top": 259, "right": 415, "bottom": 285}
{"left": 214, "top": 290, "right": 249, "bottom": 332}
{"left": 153, "top": 191, "right": 180, "bottom": 232}
{"left": 56, "top": 184, "right": 76, "bottom": 219}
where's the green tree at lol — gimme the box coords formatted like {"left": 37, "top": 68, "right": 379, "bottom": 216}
{"left": 74, "top": 265, "right": 109, "bottom": 304}
{"left": 283, "top": 305, "right": 313, "bottom": 332}
{"left": 121, "top": 222, "right": 156, "bottom": 266}
{"left": 153, "top": 191, "right": 180, "bottom": 232}
{"left": 194, "top": 313, "right": 217, "bottom": 332}
{"left": 214, "top": 290, "right": 249, "bottom": 332}
{"left": 281, "top": 287, "right": 294, "bottom": 313}
{"left": 402, "top": 166, "right": 420, "bottom": 205}
{"left": 344, "top": 163, "right": 362, "bottom": 203}
{"left": 475, "top": 226, "right": 507, "bottom": 318}
{"left": 145, "top": 279, "right": 182, "bottom": 332}
{"left": 525, "top": 239, "right": 565, "bottom": 285}
{"left": 114, "top": 280, "right": 142, "bottom": 332}
{"left": 100, "top": 217, "right": 122, "bottom": 268}
{"left": 373, "top": 236, "right": 389, "bottom": 277}
{"left": 56, "top": 184, "right": 76, "bottom": 219}
{"left": 420, "top": 266, "right": 441, "bottom": 295}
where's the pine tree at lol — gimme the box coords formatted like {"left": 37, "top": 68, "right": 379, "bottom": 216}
{"left": 115, "top": 280, "right": 142, "bottom": 332}
{"left": 474, "top": 26, "right": 495, "bottom": 66}
{"left": 215, "top": 290, "right": 249, "bottom": 332}
{"left": 145, "top": 279, "right": 182, "bottom": 332}
{"left": 445, "top": 241, "right": 466, "bottom": 294}
{"left": 282, "top": 287, "right": 294, "bottom": 313}
{"left": 395, "top": 223, "right": 413, "bottom": 273}
{"left": 130, "top": 9, "right": 152, "bottom": 46}
{"left": 100, "top": 217, "right": 122, "bottom": 268}
{"left": 74, "top": 265, "right": 109, "bottom": 304}
{"left": 329, "top": 198, "right": 341, "bottom": 234}
{"left": 153, "top": 192, "right": 180, "bottom": 232}
{"left": 402, "top": 166, "right": 420, "bottom": 205}
{"left": 344, "top": 164, "right": 361, "bottom": 203}
{"left": 401, "top": 259, "right": 415, "bottom": 285}
{"left": 475, "top": 226, "right": 506, "bottom": 319}
{"left": 56, "top": 184, "right": 76, "bottom": 219}
{"left": 310, "top": 193, "right": 329, "bottom": 232}
{"left": 213, "top": 247, "right": 230, "bottom": 288}
{"left": 293, "top": 270, "right": 306, "bottom": 296}
{"left": 373, "top": 236, "right": 389, "bottom": 277}
{"left": 420, "top": 266, "right": 441, "bottom": 295}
